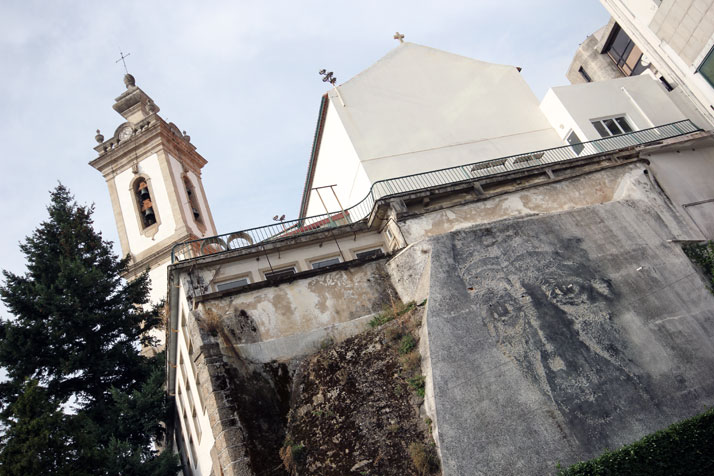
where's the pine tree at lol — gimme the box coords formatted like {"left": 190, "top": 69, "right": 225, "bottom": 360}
{"left": 0, "top": 185, "right": 178, "bottom": 475}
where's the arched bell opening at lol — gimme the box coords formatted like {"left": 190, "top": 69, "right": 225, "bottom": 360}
{"left": 133, "top": 177, "right": 157, "bottom": 228}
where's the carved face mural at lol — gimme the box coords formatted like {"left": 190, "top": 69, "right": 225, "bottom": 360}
{"left": 459, "top": 227, "right": 653, "bottom": 447}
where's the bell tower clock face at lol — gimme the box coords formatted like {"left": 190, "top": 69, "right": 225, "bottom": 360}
{"left": 119, "top": 125, "right": 133, "bottom": 141}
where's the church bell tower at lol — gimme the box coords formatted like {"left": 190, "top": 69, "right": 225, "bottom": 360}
{"left": 90, "top": 74, "right": 216, "bottom": 302}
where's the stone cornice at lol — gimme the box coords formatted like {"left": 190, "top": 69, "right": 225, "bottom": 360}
{"left": 89, "top": 116, "right": 207, "bottom": 178}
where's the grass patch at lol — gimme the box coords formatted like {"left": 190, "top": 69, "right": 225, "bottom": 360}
{"left": 400, "top": 350, "right": 421, "bottom": 374}
{"left": 368, "top": 300, "right": 416, "bottom": 328}
{"left": 398, "top": 334, "right": 416, "bottom": 354}
{"left": 408, "top": 375, "right": 426, "bottom": 398}
{"left": 408, "top": 441, "right": 439, "bottom": 475}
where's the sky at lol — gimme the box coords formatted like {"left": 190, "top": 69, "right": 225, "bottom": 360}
{"left": 0, "top": 0, "right": 610, "bottom": 291}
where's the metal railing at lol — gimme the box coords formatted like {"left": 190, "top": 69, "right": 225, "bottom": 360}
{"left": 171, "top": 120, "right": 700, "bottom": 263}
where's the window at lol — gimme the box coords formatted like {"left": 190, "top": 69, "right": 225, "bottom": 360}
{"left": 264, "top": 267, "right": 297, "bottom": 280}
{"left": 133, "top": 178, "right": 156, "bottom": 228}
{"left": 311, "top": 256, "right": 341, "bottom": 269}
{"left": 183, "top": 175, "right": 203, "bottom": 224}
{"left": 578, "top": 66, "right": 592, "bottom": 83}
{"left": 697, "top": 45, "right": 714, "bottom": 88}
{"left": 216, "top": 277, "right": 250, "bottom": 291}
{"left": 604, "top": 24, "right": 647, "bottom": 76}
{"left": 566, "top": 131, "right": 584, "bottom": 155}
{"left": 355, "top": 248, "right": 384, "bottom": 260}
{"left": 591, "top": 116, "right": 633, "bottom": 138}
{"left": 188, "top": 435, "right": 198, "bottom": 468}
{"left": 192, "top": 407, "right": 202, "bottom": 442}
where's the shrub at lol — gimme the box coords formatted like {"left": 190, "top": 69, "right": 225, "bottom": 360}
{"left": 400, "top": 350, "right": 421, "bottom": 374}
{"left": 280, "top": 440, "right": 306, "bottom": 472}
{"left": 408, "top": 441, "right": 438, "bottom": 475}
{"left": 683, "top": 241, "right": 714, "bottom": 291}
{"left": 557, "top": 407, "right": 714, "bottom": 475}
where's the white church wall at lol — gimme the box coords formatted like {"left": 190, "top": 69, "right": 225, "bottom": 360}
{"left": 115, "top": 153, "right": 178, "bottom": 255}
{"left": 304, "top": 99, "right": 369, "bottom": 217}
{"left": 167, "top": 154, "right": 214, "bottom": 237}
{"left": 540, "top": 75, "right": 687, "bottom": 142}
{"left": 327, "top": 44, "right": 563, "bottom": 181}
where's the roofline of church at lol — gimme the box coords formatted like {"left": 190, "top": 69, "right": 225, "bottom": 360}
{"left": 298, "top": 93, "right": 329, "bottom": 219}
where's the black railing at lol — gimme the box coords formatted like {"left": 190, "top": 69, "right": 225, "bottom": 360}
{"left": 171, "top": 120, "right": 700, "bottom": 263}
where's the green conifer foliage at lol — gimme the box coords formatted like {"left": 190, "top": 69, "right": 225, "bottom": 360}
{"left": 0, "top": 185, "right": 178, "bottom": 475}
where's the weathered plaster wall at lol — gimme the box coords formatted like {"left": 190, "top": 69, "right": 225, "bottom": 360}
{"left": 399, "top": 163, "right": 702, "bottom": 245}
{"left": 647, "top": 144, "right": 714, "bottom": 238}
{"left": 414, "top": 199, "right": 714, "bottom": 475}
{"left": 195, "top": 260, "right": 395, "bottom": 345}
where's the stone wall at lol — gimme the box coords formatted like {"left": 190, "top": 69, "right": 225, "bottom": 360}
{"left": 413, "top": 198, "right": 714, "bottom": 475}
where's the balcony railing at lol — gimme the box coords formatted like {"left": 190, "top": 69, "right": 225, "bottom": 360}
{"left": 171, "top": 119, "right": 700, "bottom": 263}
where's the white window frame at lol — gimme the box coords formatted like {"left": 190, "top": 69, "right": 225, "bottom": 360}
{"left": 590, "top": 115, "right": 633, "bottom": 138}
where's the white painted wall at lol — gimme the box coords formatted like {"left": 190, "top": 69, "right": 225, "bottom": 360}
{"left": 115, "top": 153, "right": 177, "bottom": 255}
{"left": 304, "top": 43, "right": 564, "bottom": 214}
{"left": 304, "top": 100, "right": 369, "bottom": 217}
{"left": 174, "top": 284, "right": 215, "bottom": 476}
{"left": 540, "top": 75, "right": 686, "bottom": 141}
{"left": 167, "top": 154, "right": 215, "bottom": 237}
{"left": 601, "top": 0, "right": 714, "bottom": 127}
{"left": 210, "top": 231, "right": 385, "bottom": 288}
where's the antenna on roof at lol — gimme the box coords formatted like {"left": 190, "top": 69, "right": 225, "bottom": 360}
{"left": 393, "top": 32, "right": 405, "bottom": 43}
{"left": 319, "top": 69, "right": 346, "bottom": 107}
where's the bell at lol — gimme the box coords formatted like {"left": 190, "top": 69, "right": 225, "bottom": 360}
{"left": 144, "top": 207, "right": 155, "bottom": 218}
{"left": 139, "top": 187, "right": 150, "bottom": 199}
{"left": 192, "top": 208, "right": 200, "bottom": 219}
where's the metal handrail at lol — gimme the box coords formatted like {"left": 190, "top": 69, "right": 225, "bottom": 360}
{"left": 171, "top": 120, "right": 700, "bottom": 263}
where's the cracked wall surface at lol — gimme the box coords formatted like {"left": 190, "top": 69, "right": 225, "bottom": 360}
{"left": 420, "top": 198, "right": 714, "bottom": 475}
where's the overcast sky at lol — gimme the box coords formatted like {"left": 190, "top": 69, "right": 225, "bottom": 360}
{"left": 0, "top": 1, "right": 610, "bottom": 291}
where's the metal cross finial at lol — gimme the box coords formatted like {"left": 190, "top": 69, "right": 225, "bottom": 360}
{"left": 116, "top": 50, "right": 131, "bottom": 74}
{"left": 394, "top": 32, "right": 405, "bottom": 43}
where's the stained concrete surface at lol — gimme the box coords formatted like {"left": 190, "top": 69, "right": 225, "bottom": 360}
{"left": 423, "top": 199, "right": 714, "bottom": 475}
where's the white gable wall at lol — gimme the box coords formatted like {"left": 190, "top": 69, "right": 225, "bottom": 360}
{"left": 304, "top": 99, "right": 370, "bottom": 217}
{"left": 329, "top": 44, "right": 563, "bottom": 180}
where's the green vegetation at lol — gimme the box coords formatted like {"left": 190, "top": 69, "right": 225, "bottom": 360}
{"left": 683, "top": 241, "right": 714, "bottom": 291}
{"left": 279, "top": 440, "right": 306, "bottom": 472}
{"left": 408, "top": 375, "right": 426, "bottom": 398}
{"left": 557, "top": 407, "right": 714, "bottom": 475}
{"left": 368, "top": 300, "right": 417, "bottom": 328}
{"left": 398, "top": 334, "right": 417, "bottom": 355}
{"left": 0, "top": 186, "right": 177, "bottom": 475}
